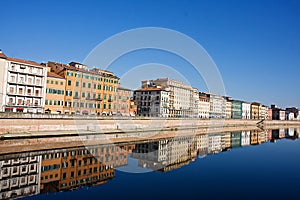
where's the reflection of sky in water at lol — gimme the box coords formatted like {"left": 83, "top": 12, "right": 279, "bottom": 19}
{"left": 26, "top": 136, "right": 300, "bottom": 200}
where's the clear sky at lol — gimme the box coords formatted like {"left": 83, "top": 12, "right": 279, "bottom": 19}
{"left": 1, "top": 0, "right": 299, "bottom": 108}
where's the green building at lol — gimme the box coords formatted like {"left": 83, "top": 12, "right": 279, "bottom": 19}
{"left": 232, "top": 100, "right": 243, "bottom": 119}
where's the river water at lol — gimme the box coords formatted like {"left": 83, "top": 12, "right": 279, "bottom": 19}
{"left": 1, "top": 127, "right": 300, "bottom": 199}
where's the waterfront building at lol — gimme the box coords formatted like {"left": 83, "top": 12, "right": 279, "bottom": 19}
{"left": 225, "top": 97, "right": 232, "bottom": 119}
{"left": 205, "top": 93, "right": 226, "bottom": 118}
{"left": 116, "top": 87, "right": 132, "bottom": 116}
{"left": 242, "top": 102, "right": 251, "bottom": 119}
{"left": 44, "top": 69, "right": 66, "bottom": 114}
{"left": 48, "top": 62, "right": 120, "bottom": 115}
{"left": 286, "top": 107, "right": 299, "bottom": 120}
{"left": 192, "top": 88, "right": 200, "bottom": 118}
{"left": 141, "top": 78, "right": 198, "bottom": 117}
{"left": 259, "top": 105, "right": 268, "bottom": 120}
{"left": 271, "top": 105, "right": 280, "bottom": 120}
{"left": 251, "top": 102, "right": 260, "bottom": 119}
{"left": 133, "top": 87, "right": 169, "bottom": 117}
{"left": 0, "top": 50, "right": 47, "bottom": 113}
{"left": 198, "top": 93, "right": 210, "bottom": 119}
{"left": 279, "top": 110, "right": 286, "bottom": 120}
{"left": 0, "top": 155, "right": 42, "bottom": 199}
{"left": 268, "top": 108, "right": 273, "bottom": 120}
{"left": 231, "top": 100, "right": 243, "bottom": 119}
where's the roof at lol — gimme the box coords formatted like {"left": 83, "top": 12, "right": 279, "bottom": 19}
{"left": 0, "top": 51, "right": 7, "bottom": 59}
{"left": 7, "top": 57, "right": 44, "bottom": 68}
{"left": 135, "top": 87, "right": 166, "bottom": 92}
{"left": 48, "top": 61, "right": 120, "bottom": 79}
{"left": 47, "top": 71, "right": 64, "bottom": 79}
{"left": 118, "top": 87, "right": 132, "bottom": 91}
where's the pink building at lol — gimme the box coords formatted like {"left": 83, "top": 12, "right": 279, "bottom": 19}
{"left": 268, "top": 108, "right": 273, "bottom": 120}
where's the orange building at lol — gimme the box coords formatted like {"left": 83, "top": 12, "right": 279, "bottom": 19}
{"left": 44, "top": 69, "right": 66, "bottom": 114}
{"left": 116, "top": 87, "right": 136, "bottom": 116}
{"left": 47, "top": 62, "right": 120, "bottom": 115}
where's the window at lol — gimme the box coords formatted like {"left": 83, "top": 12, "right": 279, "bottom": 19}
{"left": 18, "top": 88, "right": 23, "bottom": 95}
{"left": 68, "top": 80, "right": 72, "bottom": 86}
{"left": 82, "top": 92, "right": 85, "bottom": 98}
{"left": 83, "top": 82, "right": 86, "bottom": 87}
{"left": 76, "top": 81, "right": 79, "bottom": 87}
{"left": 28, "top": 78, "right": 32, "bottom": 84}
{"left": 88, "top": 83, "right": 91, "bottom": 88}
{"left": 9, "top": 87, "right": 14, "bottom": 94}
{"left": 55, "top": 81, "right": 58, "bottom": 85}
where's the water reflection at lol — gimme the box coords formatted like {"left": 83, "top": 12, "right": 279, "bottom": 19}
{"left": 0, "top": 127, "right": 299, "bottom": 199}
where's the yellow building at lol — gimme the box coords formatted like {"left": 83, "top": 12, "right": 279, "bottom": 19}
{"left": 251, "top": 102, "right": 260, "bottom": 119}
{"left": 44, "top": 70, "right": 66, "bottom": 114}
{"left": 47, "top": 62, "right": 120, "bottom": 115}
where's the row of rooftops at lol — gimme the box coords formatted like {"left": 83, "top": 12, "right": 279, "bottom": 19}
{"left": 0, "top": 50, "right": 118, "bottom": 79}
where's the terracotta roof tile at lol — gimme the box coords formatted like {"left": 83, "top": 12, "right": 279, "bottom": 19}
{"left": 47, "top": 71, "right": 64, "bottom": 79}
{"left": 135, "top": 87, "right": 166, "bottom": 92}
{"left": 7, "top": 57, "right": 44, "bottom": 68}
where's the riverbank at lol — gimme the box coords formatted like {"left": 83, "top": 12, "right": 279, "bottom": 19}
{"left": 0, "top": 115, "right": 300, "bottom": 136}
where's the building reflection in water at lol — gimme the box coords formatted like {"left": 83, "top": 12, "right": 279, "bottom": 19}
{"left": 0, "top": 127, "right": 299, "bottom": 199}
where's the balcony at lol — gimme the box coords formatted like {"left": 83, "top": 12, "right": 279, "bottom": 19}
{"left": 108, "top": 99, "right": 113, "bottom": 102}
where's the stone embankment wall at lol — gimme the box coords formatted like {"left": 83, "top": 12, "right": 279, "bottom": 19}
{"left": 0, "top": 112, "right": 299, "bottom": 134}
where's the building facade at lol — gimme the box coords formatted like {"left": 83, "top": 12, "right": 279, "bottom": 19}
{"left": 116, "top": 87, "right": 132, "bottom": 116}
{"left": 44, "top": 70, "right": 66, "bottom": 114}
{"left": 0, "top": 51, "right": 47, "bottom": 113}
{"left": 133, "top": 87, "right": 169, "bottom": 117}
{"left": 225, "top": 97, "right": 232, "bottom": 119}
{"left": 48, "top": 62, "right": 120, "bottom": 115}
{"left": 251, "top": 102, "right": 260, "bottom": 119}
{"left": 231, "top": 100, "right": 243, "bottom": 119}
{"left": 242, "top": 102, "right": 251, "bottom": 119}
{"left": 198, "top": 93, "right": 210, "bottom": 119}
{"left": 208, "top": 93, "right": 226, "bottom": 118}
{"left": 141, "top": 78, "right": 197, "bottom": 118}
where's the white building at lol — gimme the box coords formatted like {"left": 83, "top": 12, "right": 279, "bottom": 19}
{"left": 242, "top": 102, "right": 251, "bottom": 119}
{"left": 0, "top": 51, "right": 47, "bottom": 113}
{"left": 133, "top": 87, "right": 169, "bottom": 117}
{"left": 198, "top": 93, "right": 210, "bottom": 119}
{"left": 207, "top": 93, "right": 226, "bottom": 118}
{"left": 0, "top": 155, "right": 42, "bottom": 199}
{"left": 141, "top": 78, "right": 197, "bottom": 118}
{"left": 279, "top": 110, "right": 286, "bottom": 120}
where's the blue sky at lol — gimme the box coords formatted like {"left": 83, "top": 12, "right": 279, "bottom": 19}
{"left": 1, "top": 0, "right": 299, "bottom": 108}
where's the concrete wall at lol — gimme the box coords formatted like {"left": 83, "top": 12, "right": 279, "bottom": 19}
{"left": 0, "top": 115, "right": 260, "bottom": 134}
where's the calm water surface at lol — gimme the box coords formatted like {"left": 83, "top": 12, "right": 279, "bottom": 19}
{"left": 1, "top": 128, "right": 300, "bottom": 200}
